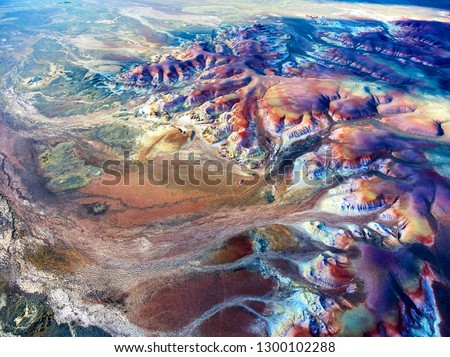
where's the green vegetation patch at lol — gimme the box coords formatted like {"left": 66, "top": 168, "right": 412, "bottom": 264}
{"left": 85, "top": 122, "right": 141, "bottom": 154}
{"left": 0, "top": 285, "right": 111, "bottom": 337}
{"left": 263, "top": 189, "right": 275, "bottom": 204}
{"left": 0, "top": 293, "right": 58, "bottom": 337}
{"left": 39, "top": 141, "right": 101, "bottom": 192}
